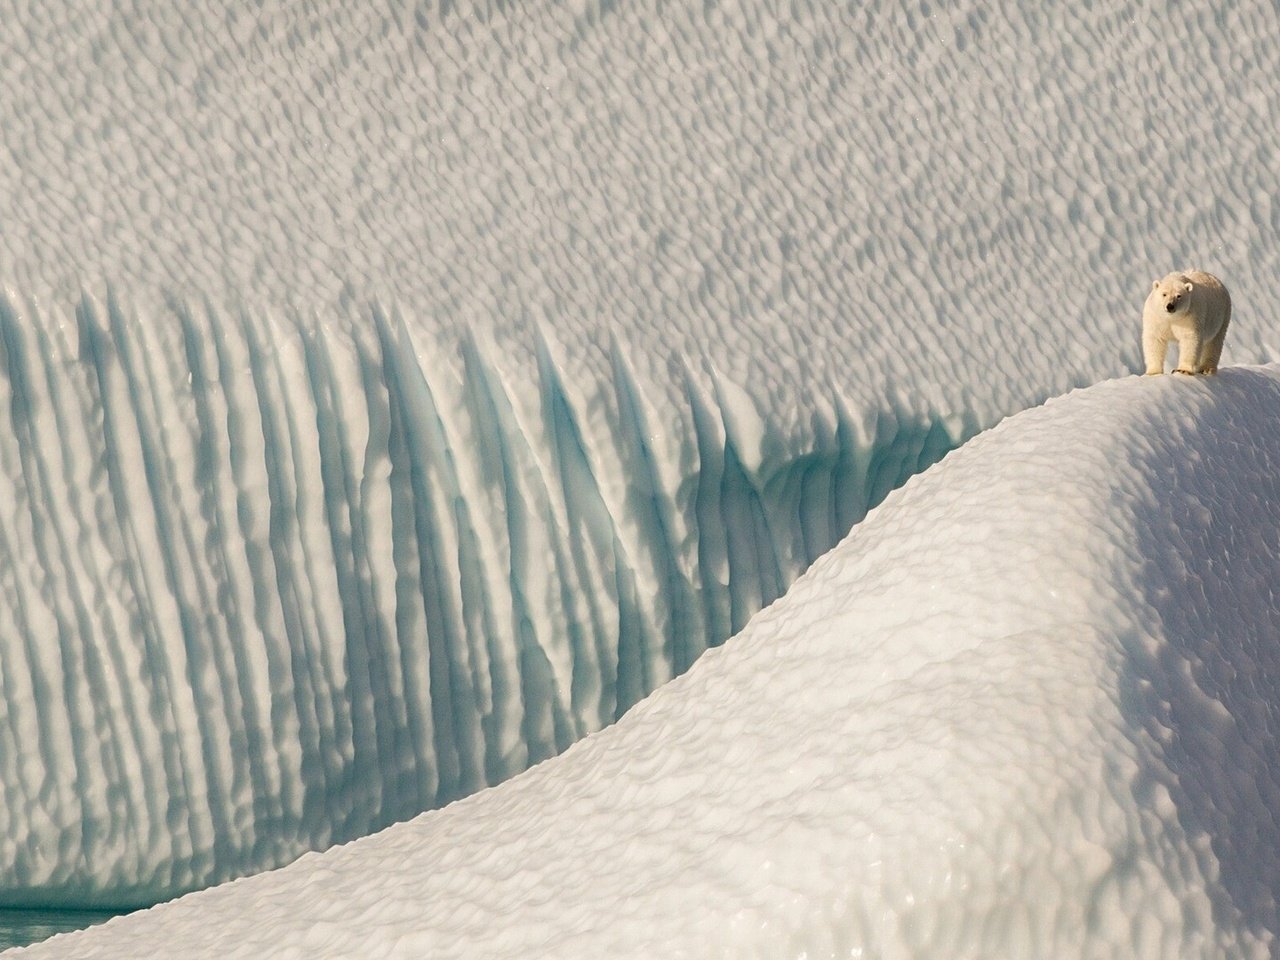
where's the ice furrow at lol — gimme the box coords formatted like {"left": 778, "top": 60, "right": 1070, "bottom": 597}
{"left": 175, "top": 305, "right": 275, "bottom": 862}
{"left": 79, "top": 298, "right": 208, "bottom": 892}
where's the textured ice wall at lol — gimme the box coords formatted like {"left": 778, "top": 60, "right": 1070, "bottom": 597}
{"left": 5, "top": 0, "right": 1280, "bottom": 905}
{"left": 0, "top": 294, "right": 968, "bottom": 905}
{"left": 20, "top": 368, "right": 1280, "bottom": 959}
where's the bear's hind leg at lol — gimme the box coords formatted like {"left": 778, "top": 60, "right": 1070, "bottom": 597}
{"left": 1200, "top": 317, "right": 1230, "bottom": 374}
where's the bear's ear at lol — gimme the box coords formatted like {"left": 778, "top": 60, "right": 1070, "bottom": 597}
{"left": 1183, "top": 281, "right": 1194, "bottom": 293}
{"left": 1152, "top": 280, "right": 1161, "bottom": 290}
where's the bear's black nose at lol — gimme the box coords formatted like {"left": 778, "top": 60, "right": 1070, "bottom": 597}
{"left": 1166, "top": 302, "right": 1176, "bottom": 313}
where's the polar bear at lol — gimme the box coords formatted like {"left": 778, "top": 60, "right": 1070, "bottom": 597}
{"left": 1142, "top": 270, "right": 1231, "bottom": 375}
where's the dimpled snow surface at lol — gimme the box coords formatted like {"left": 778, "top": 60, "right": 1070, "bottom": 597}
{"left": 4, "top": 0, "right": 1280, "bottom": 924}
{"left": 17, "top": 368, "right": 1280, "bottom": 958}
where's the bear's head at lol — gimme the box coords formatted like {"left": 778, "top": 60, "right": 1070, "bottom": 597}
{"left": 1152, "top": 276, "right": 1194, "bottom": 315}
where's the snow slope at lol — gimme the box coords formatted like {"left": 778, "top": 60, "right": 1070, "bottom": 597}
{"left": 4, "top": 0, "right": 1280, "bottom": 907}
{"left": 18, "top": 367, "right": 1280, "bottom": 958}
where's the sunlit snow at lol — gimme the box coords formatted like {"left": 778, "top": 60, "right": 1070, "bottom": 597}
{"left": 2, "top": 0, "right": 1280, "bottom": 953}
{"left": 20, "top": 369, "right": 1280, "bottom": 957}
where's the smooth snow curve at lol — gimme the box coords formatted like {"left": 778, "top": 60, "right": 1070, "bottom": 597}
{"left": 19, "top": 368, "right": 1280, "bottom": 959}
{"left": 4, "top": 0, "right": 1280, "bottom": 907}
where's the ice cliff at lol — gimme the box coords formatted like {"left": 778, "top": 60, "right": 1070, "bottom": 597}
{"left": 21, "top": 367, "right": 1280, "bottom": 958}
{"left": 0, "top": 295, "right": 968, "bottom": 904}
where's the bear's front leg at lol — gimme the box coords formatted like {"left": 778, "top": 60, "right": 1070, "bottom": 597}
{"left": 1173, "top": 330, "right": 1203, "bottom": 375}
{"left": 1142, "top": 326, "right": 1169, "bottom": 375}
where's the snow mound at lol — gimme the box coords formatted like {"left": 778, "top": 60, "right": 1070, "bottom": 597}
{"left": 19, "top": 367, "right": 1280, "bottom": 958}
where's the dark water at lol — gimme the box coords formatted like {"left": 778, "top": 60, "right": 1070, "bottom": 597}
{"left": 0, "top": 909, "right": 124, "bottom": 951}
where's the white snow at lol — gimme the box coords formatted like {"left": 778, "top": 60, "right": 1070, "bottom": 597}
{"left": 3, "top": 0, "right": 1280, "bottom": 950}
{"left": 17, "top": 367, "right": 1280, "bottom": 958}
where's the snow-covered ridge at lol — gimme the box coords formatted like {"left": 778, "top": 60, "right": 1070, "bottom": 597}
{"left": 0, "top": 293, "right": 975, "bottom": 905}
{"left": 21, "top": 367, "right": 1280, "bottom": 958}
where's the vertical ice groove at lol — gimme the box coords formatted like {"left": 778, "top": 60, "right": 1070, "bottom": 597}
{"left": 685, "top": 367, "right": 733, "bottom": 659}
{"left": 536, "top": 336, "right": 620, "bottom": 729}
{"left": 32, "top": 298, "right": 160, "bottom": 886}
{"left": 302, "top": 324, "right": 390, "bottom": 833}
{"left": 608, "top": 338, "right": 691, "bottom": 682}
{"left": 829, "top": 397, "right": 868, "bottom": 535}
{"left": 373, "top": 311, "right": 445, "bottom": 812}
{"left": 0, "top": 309, "right": 68, "bottom": 827}
{"left": 459, "top": 334, "right": 571, "bottom": 771}
{"left": 456, "top": 334, "right": 527, "bottom": 783}
{"left": 76, "top": 295, "right": 206, "bottom": 880}
{"left": 16, "top": 300, "right": 149, "bottom": 883}
{"left": 206, "top": 310, "right": 296, "bottom": 847}
{"left": 351, "top": 314, "right": 420, "bottom": 825}
{"left": 175, "top": 303, "right": 273, "bottom": 862}
{"left": 0, "top": 300, "right": 72, "bottom": 887}
{"left": 244, "top": 311, "right": 343, "bottom": 849}
{"left": 383, "top": 315, "right": 481, "bottom": 804}
{"left": 538, "top": 334, "right": 660, "bottom": 725}
{"left": 402, "top": 323, "right": 516, "bottom": 796}
{"left": 107, "top": 296, "right": 230, "bottom": 872}
{"left": 0, "top": 299, "right": 985, "bottom": 904}
{"left": 254, "top": 311, "right": 355, "bottom": 840}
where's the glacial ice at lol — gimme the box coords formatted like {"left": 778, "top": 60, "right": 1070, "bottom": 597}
{"left": 20, "top": 367, "right": 1280, "bottom": 958}
{"left": 2, "top": 0, "right": 1280, "bottom": 942}
{"left": 0, "top": 296, "right": 974, "bottom": 907}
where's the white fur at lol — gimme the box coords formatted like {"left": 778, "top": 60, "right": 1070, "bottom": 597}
{"left": 1142, "top": 270, "right": 1232, "bottom": 375}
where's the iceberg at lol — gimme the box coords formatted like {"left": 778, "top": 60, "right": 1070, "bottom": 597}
{"left": 2, "top": 0, "right": 1280, "bottom": 942}
{"left": 19, "top": 367, "right": 1280, "bottom": 957}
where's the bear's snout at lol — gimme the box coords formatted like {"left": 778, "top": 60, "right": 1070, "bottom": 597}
{"left": 1166, "top": 302, "right": 1177, "bottom": 313}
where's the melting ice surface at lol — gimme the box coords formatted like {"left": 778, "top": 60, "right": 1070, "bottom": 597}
{"left": 18, "top": 368, "right": 1280, "bottom": 957}
{"left": 4, "top": 0, "right": 1280, "bottom": 952}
